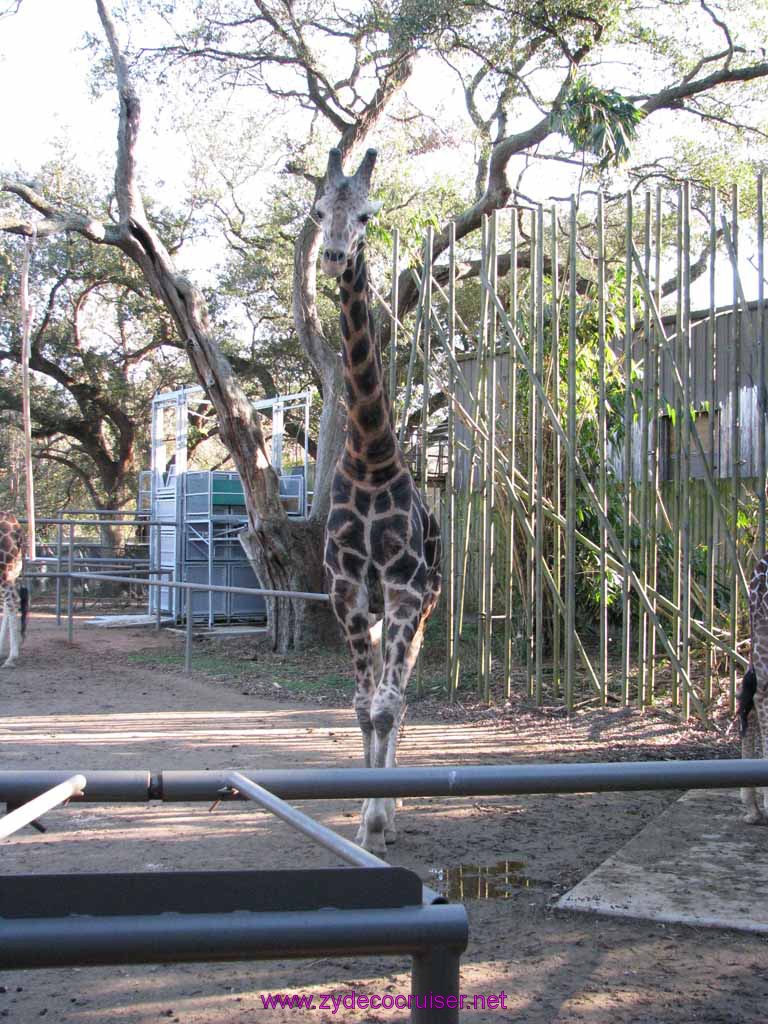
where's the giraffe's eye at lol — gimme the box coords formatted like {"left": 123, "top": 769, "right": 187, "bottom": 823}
{"left": 359, "top": 214, "right": 369, "bottom": 224}
{"left": 314, "top": 209, "right": 324, "bottom": 221}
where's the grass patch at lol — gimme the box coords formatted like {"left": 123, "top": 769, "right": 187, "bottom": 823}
{"left": 127, "top": 650, "right": 254, "bottom": 678}
{"left": 126, "top": 648, "right": 355, "bottom": 699}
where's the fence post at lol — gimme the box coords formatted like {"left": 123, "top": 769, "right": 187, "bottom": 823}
{"left": 155, "top": 572, "right": 163, "bottom": 632}
{"left": 66, "top": 523, "right": 74, "bottom": 644}
{"left": 410, "top": 946, "right": 462, "bottom": 1024}
{"left": 55, "top": 521, "right": 63, "bottom": 626}
{"left": 185, "top": 587, "right": 193, "bottom": 674}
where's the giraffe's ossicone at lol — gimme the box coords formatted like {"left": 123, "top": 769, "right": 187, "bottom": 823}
{"left": 316, "top": 148, "right": 442, "bottom": 854}
{"left": 0, "top": 513, "right": 27, "bottom": 669}
{"left": 741, "top": 554, "right": 768, "bottom": 823}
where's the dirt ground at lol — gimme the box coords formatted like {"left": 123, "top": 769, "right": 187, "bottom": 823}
{"left": 1, "top": 613, "right": 766, "bottom": 1024}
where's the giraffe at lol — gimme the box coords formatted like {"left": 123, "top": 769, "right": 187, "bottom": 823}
{"left": 316, "top": 148, "right": 442, "bottom": 854}
{"left": 739, "top": 554, "right": 768, "bottom": 823}
{"left": 0, "top": 513, "right": 27, "bottom": 669}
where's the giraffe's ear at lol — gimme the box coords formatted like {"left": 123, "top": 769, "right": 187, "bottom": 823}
{"left": 355, "top": 148, "right": 378, "bottom": 189}
{"left": 326, "top": 148, "right": 344, "bottom": 184}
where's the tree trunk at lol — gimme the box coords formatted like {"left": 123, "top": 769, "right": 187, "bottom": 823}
{"left": 291, "top": 218, "right": 346, "bottom": 526}
{"left": 96, "top": 2, "right": 330, "bottom": 652}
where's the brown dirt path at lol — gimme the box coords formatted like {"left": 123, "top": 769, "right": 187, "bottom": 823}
{"left": 0, "top": 614, "right": 766, "bottom": 1023}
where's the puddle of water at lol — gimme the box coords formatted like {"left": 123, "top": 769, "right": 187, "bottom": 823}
{"left": 429, "top": 859, "right": 531, "bottom": 901}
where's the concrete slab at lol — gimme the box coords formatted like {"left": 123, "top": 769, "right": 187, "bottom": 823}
{"left": 557, "top": 787, "right": 768, "bottom": 934}
{"left": 85, "top": 614, "right": 174, "bottom": 628}
{"left": 166, "top": 625, "right": 267, "bottom": 637}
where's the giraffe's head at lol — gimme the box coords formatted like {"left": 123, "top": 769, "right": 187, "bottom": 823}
{"left": 314, "top": 148, "right": 382, "bottom": 278}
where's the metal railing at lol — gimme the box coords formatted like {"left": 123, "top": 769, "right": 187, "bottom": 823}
{"left": 0, "top": 766, "right": 466, "bottom": 1022}
{"left": 0, "top": 757, "right": 766, "bottom": 1022}
{"left": 40, "top": 566, "right": 329, "bottom": 674}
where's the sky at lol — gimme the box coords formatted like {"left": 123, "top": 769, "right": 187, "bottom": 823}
{"left": 0, "top": 1, "right": 116, "bottom": 175}
{"left": 0, "top": 0, "right": 764, "bottom": 308}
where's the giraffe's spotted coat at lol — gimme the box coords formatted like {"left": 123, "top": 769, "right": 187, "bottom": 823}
{"left": 317, "top": 149, "right": 442, "bottom": 853}
{"left": 741, "top": 554, "right": 768, "bottom": 822}
{"left": 0, "top": 512, "right": 25, "bottom": 668}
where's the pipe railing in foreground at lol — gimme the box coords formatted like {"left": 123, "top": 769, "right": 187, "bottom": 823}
{"left": 0, "top": 775, "right": 87, "bottom": 840}
{"left": 1, "top": 759, "right": 766, "bottom": 806}
{"left": 164, "top": 759, "right": 768, "bottom": 801}
{"left": 226, "top": 771, "right": 444, "bottom": 906}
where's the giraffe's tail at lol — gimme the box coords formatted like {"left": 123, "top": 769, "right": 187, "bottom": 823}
{"left": 736, "top": 664, "right": 757, "bottom": 738}
{"left": 19, "top": 585, "right": 29, "bottom": 639}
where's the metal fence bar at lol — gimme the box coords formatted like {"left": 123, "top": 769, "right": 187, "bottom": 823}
{"left": 64, "top": 572, "right": 330, "bottom": 603}
{"left": 22, "top": 517, "right": 165, "bottom": 528}
{"left": 159, "top": 759, "right": 768, "bottom": 801}
{"left": 526, "top": 208, "right": 537, "bottom": 699}
{"left": 534, "top": 205, "right": 545, "bottom": 704}
{"left": 638, "top": 192, "right": 652, "bottom": 707}
{"left": 597, "top": 192, "right": 608, "bottom": 703}
{"left": 550, "top": 204, "right": 562, "bottom": 697}
{"left": 704, "top": 186, "right": 718, "bottom": 705}
{"left": 55, "top": 521, "right": 63, "bottom": 625}
{"left": 484, "top": 214, "right": 498, "bottom": 703}
{"left": 0, "top": 901, "right": 468, "bottom": 1024}
{"left": 227, "top": 771, "right": 386, "bottom": 869}
{"left": 759, "top": 173, "right": 767, "bottom": 557}
{"left": 67, "top": 523, "right": 74, "bottom": 644}
{"left": 503, "top": 210, "right": 519, "bottom": 698}
{"left": 680, "top": 182, "right": 693, "bottom": 717}
{"left": 3, "top": 760, "right": 768, "bottom": 805}
{"left": 565, "top": 197, "right": 577, "bottom": 710}
{"left": 227, "top": 771, "right": 443, "bottom": 907}
{"left": 622, "top": 191, "right": 634, "bottom": 704}
{"left": 446, "top": 221, "right": 457, "bottom": 700}
{"left": 0, "top": 775, "right": 86, "bottom": 840}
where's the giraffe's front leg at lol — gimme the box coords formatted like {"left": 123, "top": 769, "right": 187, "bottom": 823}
{"left": 326, "top": 572, "right": 380, "bottom": 847}
{"left": 361, "top": 591, "right": 427, "bottom": 854}
{"left": 757, "top": 696, "right": 768, "bottom": 823}
{"left": 1, "top": 594, "right": 17, "bottom": 669}
{"left": 0, "top": 605, "right": 7, "bottom": 665}
{"left": 740, "top": 710, "right": 764, "bottom": 822}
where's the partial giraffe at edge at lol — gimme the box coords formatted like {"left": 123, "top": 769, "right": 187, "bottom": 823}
{"left": 740, "top": 553, "right": 768, "bottom": 822}
{"left": 0, "top": 512, "right": 27, "bottom": 669}
{"left": 316, "top": 148, "right": 442, "bottom": 854}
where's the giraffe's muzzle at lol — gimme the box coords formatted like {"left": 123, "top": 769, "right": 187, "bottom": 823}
{"left": 321, "top": 248, "right": 349, "bottom": 277}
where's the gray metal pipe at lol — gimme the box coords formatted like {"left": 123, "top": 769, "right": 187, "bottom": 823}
{"left": 0, "top": 771, "right": 150, "bottom": 804}
{"left": 0, "top": 904, "right": 469, "bottom": 970}
{"left": 1, "top": 760, "right": 764, "bottom": 807}
{"left": 0, "top": 775, "right": 87, "bottom": 840}
{"left": 227, "top": 772, "right": 443, "bottom": 905}
{"left": 228, "top": 771, "right": 386, "bottom": 868}
{"left": 66, "top": 572, "right": 330, "bottom": 603}
{"left": 163, "top": 759, "right": 768, "bottom": 802}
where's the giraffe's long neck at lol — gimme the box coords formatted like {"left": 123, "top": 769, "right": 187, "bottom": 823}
{"left": 338, "top": 246, "right": 397, "bottom": 478}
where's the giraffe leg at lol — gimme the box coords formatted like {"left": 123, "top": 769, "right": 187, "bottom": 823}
{"left": 2, "top": 587, "right": 19, "bottom": 669}
{"left": 741, "top": 710, "right": 764, "bottom": 823}
{"left": 361, "top": 588, "right": 428, "bottom": 854}
{"left": 326, "top": 575, "right": 383, "bottom": 846}
{"left": 757, "top": 692, "right": 768, "bottom": 822}
{"left": 0, "top": 599, "right": 7, "bottom": 663}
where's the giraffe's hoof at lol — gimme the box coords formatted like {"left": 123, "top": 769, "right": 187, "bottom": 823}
{"left": 361, "top": 833, "right": 388, "bottom": 856}
{"left": 743, "top": 812, "right": 767, "bottom": 825}
{"left": 2, "top": 658, "right": 16, "bottom": 669}
{"left": 384, "top": 827, "right": 398, "bottom": 845}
